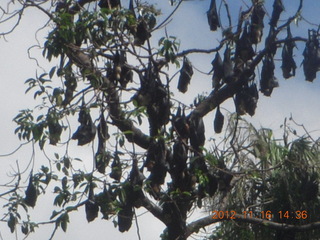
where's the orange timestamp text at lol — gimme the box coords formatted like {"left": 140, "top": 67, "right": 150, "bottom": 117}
{"left": 212, "top": 210, "right": 308, "bottom": 220}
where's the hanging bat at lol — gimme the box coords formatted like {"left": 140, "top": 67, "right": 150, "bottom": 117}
{"left": 214, "top": 105, "right": 224, "bottom": 134}
{"left": 281, "top": 26, "right": 296, "bottom": 79}
{"left": 188, "top": 115, "right": 205, "bottom": 151}
{"left": 85, "top": 182, "right": 99, "bottom": 222}
{"left": 260, "top": 55, "right": 279, "bottom": 96}
{"left": 129, "top": 158, "right": 145, "bottom": 186}
{"left": 244, "top": 83, "right": 259, "bottom": 116}
{"left": 223, "top": 46, "right": 234, "bottom": 83}
{"left": 118, "top": 204, "right": 133, "bottom": 232}
{"left": 173, "top": 106, "right": 189, "bottom": 140}
{"left": 177, "top": 57, "right": 193, "bottom": 93}
{"left": 235, "top": 90, "right": 246, "bottom": 116}
{"left": 207, "top": 0, "right": 220, "bottom": 31}
{"left": 95, "top": 113, "right": 110, "bottom": 174}
{"left": 250, "top": 3, "right": 265, "bottom": 44}
{"left": 110, "top": 153, "right": 122, "bottom": 182}
{"left": 235, "top": 23, "right": 254, "bottom": 62}
{"left": 145, "top": 140, "right": 167, "bottom": 199}
{"left": 24, "top": 173, "right": 38, "bottom": 208}
{"left": 72, "top": 108, "right": 96, "bottom": 145}
{"left": 62, "top": 73, "right": 77, "bottom": 106}
{"left": 47, "top": 115, "right": 63, "bottom": 145}
{"left": 211, "top": 52, "right": 224, "bottom": 89}
{"left": 270, "top": 0, "right": 284, "bottom": 27}
{"left": 303, "top": 30, "right": 319, "bottom": 82}
{"left": 134, "top": 20, "right": 151, "bottom": 46}
{"left": 172, "top": 140, "right": 188, "bottom": 174}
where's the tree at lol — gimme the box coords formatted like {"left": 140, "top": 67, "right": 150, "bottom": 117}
{"left": 0, "top": 0, "right": 320, "bottom": 239}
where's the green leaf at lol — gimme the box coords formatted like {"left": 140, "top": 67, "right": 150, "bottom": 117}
{"left": 49, "top": 66, "right": 56, "bottom": 79}
{"left": 60, "top": 213, "right": 69, "bottom": 232}
{"left": 50, "top": 210, "right": 60, "bottom": 220}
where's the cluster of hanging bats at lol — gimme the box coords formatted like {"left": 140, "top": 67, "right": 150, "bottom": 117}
{"left": 24, "top": 0, "right": 320, "bottom": 233}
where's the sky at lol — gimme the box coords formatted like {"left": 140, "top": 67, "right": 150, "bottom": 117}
{"left": 0, "top": 0, "right": 320, "bottom": 239}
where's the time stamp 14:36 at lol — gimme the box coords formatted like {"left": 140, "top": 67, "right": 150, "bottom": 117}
{"left": 212, "top": 210, "right": 308, "bottom": 220}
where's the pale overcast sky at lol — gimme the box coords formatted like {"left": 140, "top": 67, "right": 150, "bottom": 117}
{"left": 0, "top": 0, "right": 320, "bottom": 239}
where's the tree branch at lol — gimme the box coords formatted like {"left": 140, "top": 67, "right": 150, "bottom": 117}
{"left": 141, "top": 196, "right": 168, "bottom": 225}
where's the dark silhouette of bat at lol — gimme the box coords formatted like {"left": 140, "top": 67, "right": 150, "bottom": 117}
{"left": 85, "top": 181, "right": 99, "bottom": 222}
{"left": 270, "top": 0, "right": 284, "bottom": 27}
{"left": 303, "top": 29, "right": 320, "bottom": 82}
{"left": 281, "top": 26, "right": 296, "bottom": 79}
{"left": 211, "top": 52, "right": 224, "bottom": 89}
{"left": 207, "top": 0, "right": 220, "bottom": 31}
{"left": 260, "top": 55, "right": 279, "bottom": 96}
{"left": 250, "top": 2, "right": 265, "bottom": 44}
{"left": 178, "top": 57, "right": 193, "bottom": 93}
{"left": 24, "top": 173, "right": 38, "bottom": 208}
{"left": 214, "top": 105, "right": 224, "bottom": 134}
{"left": 72, "top": 108, "right": 96, "bottom": 145}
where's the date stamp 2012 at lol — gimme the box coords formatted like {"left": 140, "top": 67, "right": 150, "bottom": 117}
{"left": 212, "top": 210, "right": 308, "bottom": 220}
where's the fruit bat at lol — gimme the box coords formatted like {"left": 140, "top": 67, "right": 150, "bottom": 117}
{"left": 95, "top": 184, "right": 114, "bottom": 220}
{"left": 98, "top": 0, "right": 121, "bottom": 9}
{"left": 303, "top": 29, "right": 320, "bottom": 82}
{"left": 211, "top": 52, "right": 224, "bottom": 89}
{"left": 235, "top": 23, "right": 254, "bottom": 62}
{"left": 173, "top": 106, "right": 189, "bottom": 140}
{"left": 281, "top": 26, "right": 296, "bottom": 79}
{"left": 145, "top": 140, "right": 167, "bottom": 199}
{"left": 146, "top": 81, "right": 171, "bottom": 136}
{"left": 118, "top": 204, "right": 133, "bottom": 232}
{"left": 188, "top": 115, "right": 205, "bottom": 151}
{"left": 95, "top": 113, "right": 110, "bottom": 174}
{"left": 134, "top": 19, "right": 151, "bottom": 46}
{"left": 110, "top": 153, "right": 122, "bottom": 182}
{"left": 214, "top": 105, "right": 224, "bottom": 134}
{"left": 85, "top": 183, "right": 99, "bottom": 222}
{"left": 47, "top": 115, "right": 63, "bottom": 145}
{"left": 207, "top": 0, "right": 220, "bottom": 31}
{"left": 129, "top": 158, "right": 145, "bottom": 186}
{"left": 24, "top": 173, "right": 37, "bottom": 208}
{"left": 235, "top": 90, "right": 246, "bottom": 116}
{"left": 260, "top": 55, "right": 279, "bottom": 96}
{"left": 270, "top": 0, "right": 284, "bottom": 27}
{"left": 223, "top": 47, "right": 234, "bottom": 84}
{"left": 235, "top": 81, "right": 258, "bottom": 116}
{"left": 250, "top": 3, "right": 265, "bottom": 44}
{"left": 112, "top": 51, "right": 133, "bottom": 88}
{"left": 265, "top": 26, "right": 278, "bottom": 56}
{"left": 172, "top": 140, "right": 188, "bottom": 174}
{"left": 245, "top": 83, "right": 259, "bottom": 116}
{"left": 62, "top": 73, "right": 77, "bottom": 106}
{"left": 177, "top": 57, "right": 193, "bottom": 93}
{"left": 72, "top": 108, "right": 96, "bottom": 145}
{"left": 128, "top": 159, "right": 145, "bottom": 208}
